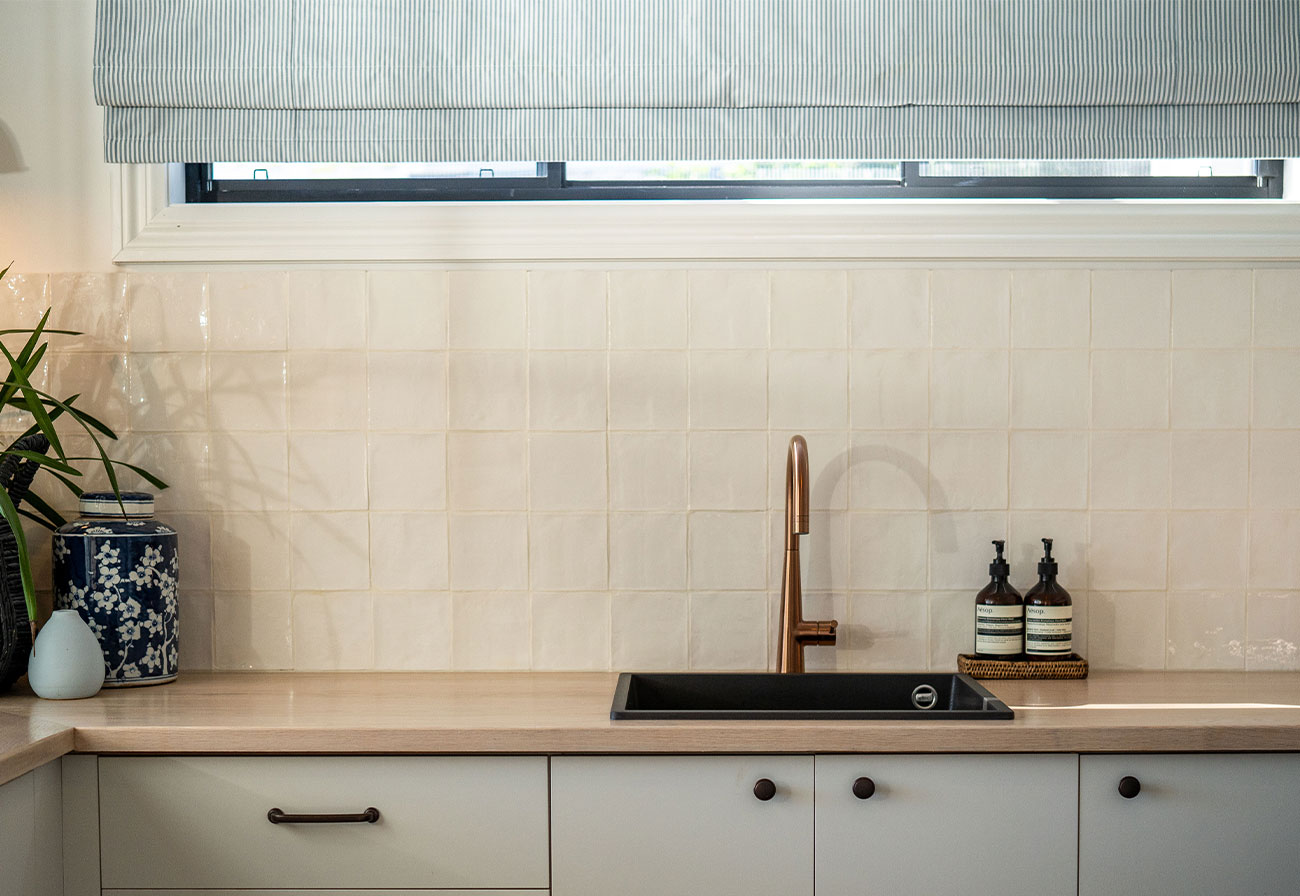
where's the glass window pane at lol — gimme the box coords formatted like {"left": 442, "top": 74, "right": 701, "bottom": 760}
{"left": 565, "top": 160, "right": 901, "bottom": 181}
{"left": 210, "top": 162, "right": 541, "bottom": 179}
{"left": 917, "top": 159, "right": 1259, "bottom": 178}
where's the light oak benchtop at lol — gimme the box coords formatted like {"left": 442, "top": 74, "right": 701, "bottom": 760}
{"left": 3, "top": 670, "right": 1300, "bottom": 785}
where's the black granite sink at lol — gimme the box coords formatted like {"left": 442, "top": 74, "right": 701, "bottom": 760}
{"left": 610, "top": 672, "right": 1013, "bottom": 720}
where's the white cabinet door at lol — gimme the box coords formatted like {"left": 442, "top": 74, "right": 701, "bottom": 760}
{"left": 552, "top": 755, "right": 814, "bottom": 896}
{"left": 816, "top": 754, "right": 1078, "bottom": 896}
{"left": 1080, "top": 753, "right": 1300, "bottom": 896}
{"left": 0, "top": 763, "right": 62, "bottom": 896}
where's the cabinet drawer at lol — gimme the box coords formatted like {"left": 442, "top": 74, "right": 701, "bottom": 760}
{"left": 99, "top": 756, "right": 549, "bottom": 890}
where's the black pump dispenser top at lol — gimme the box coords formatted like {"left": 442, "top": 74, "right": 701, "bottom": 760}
{"left": 989, "top": 539, "right": 1010, "bottom": 578}
{"left": 1037, "top": 538, "right": 1058, "bottom": 578}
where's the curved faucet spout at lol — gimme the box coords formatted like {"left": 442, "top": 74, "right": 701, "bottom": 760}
{"left": 776, "top": 435, "right": 837, "bottom": 673}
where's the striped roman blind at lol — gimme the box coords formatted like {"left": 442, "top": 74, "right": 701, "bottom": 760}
{"left": 94, "top": 0, "right": 1300, "bottom": 163}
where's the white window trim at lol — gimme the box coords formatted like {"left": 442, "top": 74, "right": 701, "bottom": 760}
{"left": 111, "top": 164, "right": 1300, "bottom": 265}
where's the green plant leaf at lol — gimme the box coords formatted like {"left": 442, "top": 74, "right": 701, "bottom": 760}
{"left": 0, "top": 487, "right": 37, "bottom": 626}
{"left": 0, "top": 342, "right": 65, "bottom": 459}
{"left": 16, "top": 490, "right": 66, "bottom": 530}
{"left": 0, "top": 449, "right": 79, "bottom": 476}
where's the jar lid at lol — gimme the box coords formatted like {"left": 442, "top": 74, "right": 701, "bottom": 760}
{"left": 80, "top": 491, "right": 154, "bottom": 517}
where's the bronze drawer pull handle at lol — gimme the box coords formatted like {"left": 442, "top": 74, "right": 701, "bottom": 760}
{"left": 267, "top": 807, "right": 381, "bottom": 824}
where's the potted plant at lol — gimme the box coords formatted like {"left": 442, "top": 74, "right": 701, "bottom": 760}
{"left": 0, "top": 262, "right": 167, "bottom": 691}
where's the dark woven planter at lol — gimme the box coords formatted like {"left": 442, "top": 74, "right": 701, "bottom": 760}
{"left": 0, "top": 433, "right": 50, "bottom": 692}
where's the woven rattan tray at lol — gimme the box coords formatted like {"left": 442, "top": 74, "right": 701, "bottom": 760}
{"left": 957, "top": 653, "right": 1088, "bottom": 680}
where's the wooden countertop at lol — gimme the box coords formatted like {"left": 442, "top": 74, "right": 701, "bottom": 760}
{"left": 3, "top": 670, "right": 1300, "bottom": 785}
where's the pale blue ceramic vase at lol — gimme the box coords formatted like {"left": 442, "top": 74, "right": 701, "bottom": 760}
{"left": 27, "top": 609, "right": 105, "bottom": 699}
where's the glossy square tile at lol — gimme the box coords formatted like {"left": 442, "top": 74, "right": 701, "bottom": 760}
{"left": 1166, "top": 591, "right": 1245, "bottom": 670}
{"left": 612, "top": 592, "right": 689, "bottom": 670}
{"left": 609, "top": 432, "right": 687, "bottom": 511}
{"left": 1009, "top": 432, "right": 1088, "bottom": 510}
{"left": 1168, "top": 512, "right": 1247, "bottom": 591}
{"left": 213, "top": 592, "right": 293, "bottom": 670}
{"left": 1170, "top": 351, "right": 1249, "bottom": 429}
{"left": 1246, "top": 591, "right": 1300, "bottom": 670}
{"left": 448, "top": 270, "right": 527, "bottom": 349}
{"left": 608, "top": 352, "right": 688, "bottom": 430}
{"left": 1090, "top": 432, "right": 1170, "bottom": 510}
{"left": 1253, "top": 351, "right": 1300, "bottom": 427}
{"left": 689, "top": 269, "right": 769, "bottom": 349}
{"left": 848, "top": 432, "right": 929, "bottom": 511}
{"left": 447, "top": 432, "right": 527, "bottom": 511}
{"left": 849, "top": 269, "right": 929, "bottom": 349}
{"left": 845, "top": 592, "right": 928, "bottom": 672}
{"left": 178, "top": 590, "right": 213, "bottom": 670}
{"left": 452, "top": 591, "right": 531, "bottom": 670}
{"left": 368, "top": 271, "right": 447, "bottom": 350}
{"left": 529, "top": 513, "right": 608, "bottom": 591}
{"left": 529, "top": 351, "right": 607, "bottom": 431}
{"left": 1250, "top": 431, "right": 1300, "bottom": 509}
{"left": 1, "top": 269, "right": 49, "bottom": 330}
{"left": 689, "top": 350, "right": 767, "bottom": 429}
{"left": 289, "top": 431, "right": 368, "bottom": 511}
{"left": 289, "top": 512, "right": 371, "bottom": 591}
{"left": 528, "top": 270, "right": 608, "bottom": 350}
{"left": 208, "top": 272, "right": 288, "bottom": 351}
{"left": 1091, "top": 351, "right": 1168, "bottom": 429}
{"left": 368, "top": 352, "right": 446, "bottom": 430}
{"left": 373, "top": 592, "right": 453, "bottom": 670}
{"left": 848, "top": 512, "right": 928, "bottom": 590}
{"left": 1010, "top": 269, "right": 1090, "bottom": 349}
{"left": 1010, "top": 350, "right": 1089, "bottom": 429}
{"left": 930, "top": 269, "right": 1010, "bottom": 349}
{"left": 688, "top": 511, "right": 767, "bottom": 590}
{"left": 689, "top": 591, "right": 768, "bottom": 670}
{"left": 210, "top": 512, "right": 292, "bottom": 592}
{"left": 1171, "top": 431, "right": 1248, "bottom": 509}
{"left": 1088, "top": 512, "right": 1168, "bottom": 591}
{"left": 1171, "top": 269, "right": 1252, "bottom": 348}
{"left": 1091, "top": 269, "right": 1170, "bottom": 349}
{"left": 928, "top": 431, "right": 1008, "bottom": 510}
{"left": 530, "top": 432, "right": 608, "bottom": 511}
{"left": 207, "top": 432, "right": 288, "bottom": 513}
{"left": 291, "top": 591, "right": 374, "bottom": 670}
{"left": 1249, "top": 511, "right": 1300, "bottom": 589}
{"left": 767, "top": 430, "right": 850, "bottom": 512}
{"left": 368, "top": 432, "right": 446, "bottom": 511}
{"left": 1008, "top": 511, "right": 1088, "bottom": 591}
{"left": 929, "top": 350, "right": 1008, "bottom": 429}
{"left": 768, "top": 351, "right": 849, "bottom": 430}
{"left": 609, "top": 512, "right": 687, "bottom": 590}
{"left": 209, "top": 352, "right": 287, "bottom": 431}
{"left": 285, "top": 271, "right": 367, "bottom": 350}
{"left": 288, "top": 351, "right": 368, "bottom": 430}
{"left": 927, "top": 590, "right": 974, "bottom": 671}
{"left": 1087, "top": 592, "right": 1167, "bottom": 670}
{"left": 609, "top": 270, "right": 688, "bottom": 349}
{"left": 47, "top": 273, "right": 127, "bottom": 353}
{"left": 128, "top": 352, "right": 208, "bottom": 432}
{"left": 448, "top": 513, "right": 529, "bottom": 591}
{"left": 126, "top": 273, "right": 208, "bottom": 352}
{"left": 770, "top": 270, "right": 848, "bottom": 350}
{"left": 689, "top": 431, "right": 767, "bottom": 510}
{"left": 849, "top": 350, "right": 929, "bottom": 430}
{"left": 1253, "top": 269, "right": 1300, "bottom": 348}
{"left": 532, "top": 592, "right": 611, "bottom": 670}
{"left": 447, "top": 352, "right": 527, "bottom": 430}
{"left": 927, "top": 511, "right": 1007, "bottom": 590}
{"left": 369, "top": 512, "right": 449, "bottom": 590}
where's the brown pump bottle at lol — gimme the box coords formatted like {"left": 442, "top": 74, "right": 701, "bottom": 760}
{"left": 1024, "top": 538, "right": 1073, "bottom": 660}
{"left": 974, "top": 540, "right": 1023, "bottom": 659}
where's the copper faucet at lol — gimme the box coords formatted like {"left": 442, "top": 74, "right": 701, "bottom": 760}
{"left": 776, "top": 435, "right": 837, "bottom": 672}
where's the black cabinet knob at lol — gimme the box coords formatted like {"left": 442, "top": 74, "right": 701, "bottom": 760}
{"left": 1118, "top": 776, "right": 1141, "bottom": 799}
{"left": 852, "top": 777, "right": 876, "bottom": 800}
{"left": 753, "top": 778, "right": 777, "bottom": 801}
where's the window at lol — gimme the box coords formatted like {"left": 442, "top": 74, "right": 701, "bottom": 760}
{"left": 187, "top": 159, "right": 1285, "bottom": 203}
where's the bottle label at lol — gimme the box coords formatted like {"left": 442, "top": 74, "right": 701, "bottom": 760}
{"left": 1025, "top": 605, "right": 1072, "bottom": 657}
{"left": 975, "top": 605, "right": 1024, "bottom": 655}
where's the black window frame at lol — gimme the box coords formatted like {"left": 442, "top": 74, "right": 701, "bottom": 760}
{"left": 186, "top": 160, "right": 1286, "bottom": 203}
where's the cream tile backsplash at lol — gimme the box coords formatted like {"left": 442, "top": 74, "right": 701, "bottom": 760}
{"left": 5, "top": 266, "right": 1300, "bottom": 673}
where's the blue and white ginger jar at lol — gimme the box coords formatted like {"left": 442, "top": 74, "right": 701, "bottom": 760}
{"left": 53, "top": 491, "right": 179, "bottom": 687}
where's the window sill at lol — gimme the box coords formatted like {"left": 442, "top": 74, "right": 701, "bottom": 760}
{"left": 113, "top": 165, "right": 1300, "bottom": 265}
